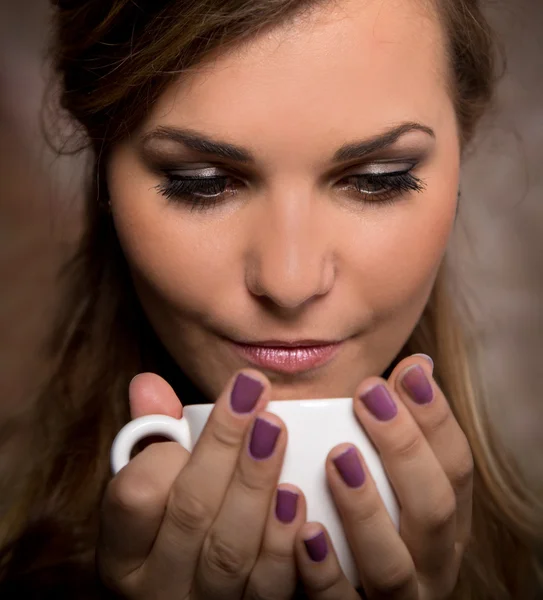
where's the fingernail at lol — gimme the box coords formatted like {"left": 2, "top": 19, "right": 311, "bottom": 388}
{"left": 230, "top": 373, "right": 263, "bottom": 414}
{"left": 304, "top": 531, "right": 328, "bottom": 562}
{"left": 275, "top": 489, "right": 299, "bottom": 523}
{"left": 413, "top": 353, "right": 434, "bottom": 372}
{"left": 401, "top": 365, "right": 434, "bottom": 405}
{"left": 249, "top": 418, "right": 281, "bottom": 459}
{"left": 333, "top": 446, "right": 366, "bottom": 488}
{"left": 360, "top": 384, "right": 397, "bottom": 421}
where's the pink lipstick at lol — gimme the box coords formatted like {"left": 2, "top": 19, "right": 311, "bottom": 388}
{"left": 229, "top": 341, "right": 342, "bottom": 374}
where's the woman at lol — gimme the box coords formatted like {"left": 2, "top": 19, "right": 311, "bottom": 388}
{"left": 1, "top": 0, "right": 542, "bottom": 598}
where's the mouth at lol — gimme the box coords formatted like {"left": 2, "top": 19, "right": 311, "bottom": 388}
{"left": 225, "top": 338, "right": 344, "bottom": 374}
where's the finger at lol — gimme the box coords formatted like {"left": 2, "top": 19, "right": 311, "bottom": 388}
{"left": 390, "top": 355, "right": 474, "bottom": 552}
{"left": 295, "top": 523, "right": 360, "bottom": 600}
{"left": 243, "top": 485, "right": 307, "bottom": 600}
{"left": 196, "top": 411, "right": 287, "bottom": 600}
{"left": 145, "top": 369, "right": 269, "bottom": 597}
{"left": 354, "top": 376, "right": 458, "bottom": 582}
{"left": 97, "top": 441, "right": 189, "bottom": 595}
{"left": 129, "top": 372, "right": 184, "bottom": 451}
{"left": 326, "top": 443, "right": 418, "bottom": 599}
{"left": 129, "top": 372, "right": 183, "bottom": 419}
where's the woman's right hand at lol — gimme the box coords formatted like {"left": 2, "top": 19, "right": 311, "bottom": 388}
{"left": 97, "top": 370, "right": 307, "bottom": 600}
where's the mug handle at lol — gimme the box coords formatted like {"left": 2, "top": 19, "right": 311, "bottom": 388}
{"left": 110, "top": 414, "right": 192, "bottom": 475}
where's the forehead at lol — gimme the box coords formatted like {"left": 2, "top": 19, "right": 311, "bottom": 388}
{"left": 145, "top": 0, "right": 451, "bottom": 155}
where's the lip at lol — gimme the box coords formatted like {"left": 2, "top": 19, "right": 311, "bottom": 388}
{"left": 227, "top": 339, "right": 344, "bottom": 374}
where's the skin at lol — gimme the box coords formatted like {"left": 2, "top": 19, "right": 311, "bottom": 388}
{"left": 99, "top": 1, "right": 473, "bottom": 598}
{"left": 107, "top": 0, "right": 460, "bottom": 402}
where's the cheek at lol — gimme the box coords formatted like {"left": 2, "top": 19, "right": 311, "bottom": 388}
{"left": 352, "top": 131, "right": 460, "bottom": 316}
{"left": 108, "top": 138, "right": 459, "bottom": 328}
{"left": 346, "top": 181, "right": 457, "bottom": 317}
{"left": 120, "top": 218, "right": 239, "bottom": 311}
{"left": 110, "top": 184, "right": 240, "bottom": 317}
{"left": 121, "top": 225, "right": 226, "bottom": 304}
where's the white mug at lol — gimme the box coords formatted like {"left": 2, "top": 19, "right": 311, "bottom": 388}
{"left": 111, "top": 398, "right": 400, "bottom": 587}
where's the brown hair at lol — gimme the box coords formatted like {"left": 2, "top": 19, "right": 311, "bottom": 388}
{"left": 1, "top": 0, "right": 542, "bottom": 598}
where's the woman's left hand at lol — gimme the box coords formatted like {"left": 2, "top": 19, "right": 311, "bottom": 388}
{"left": 294, "top": 354, "right": 474, "bottom": 600}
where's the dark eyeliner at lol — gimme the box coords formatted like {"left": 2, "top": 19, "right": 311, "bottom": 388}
{"left": 154, "top": 174, "right": 233, "bottom": 211}
{"left": 154, "top": 165, "right": 426, "bottom": 210}
{"left": 340, "top": 167, "right": 426, "bottom": 205}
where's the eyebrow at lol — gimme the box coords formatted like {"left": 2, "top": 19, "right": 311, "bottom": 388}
{"left": 139, "top": 121, "right": 435, "bottom": 164}
{"left": 332, "top": 122, "right": 435, "bottom": 162}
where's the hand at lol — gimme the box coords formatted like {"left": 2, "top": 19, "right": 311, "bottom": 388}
{"left": 293, "top": 354, "right": 473, "bottom": 600}
{"left": 97, "top": 370, "right": 307, "bottom": 600}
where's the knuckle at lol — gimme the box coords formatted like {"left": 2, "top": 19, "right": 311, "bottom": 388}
{"left": 96, "top": 556, "right": 141, "bottom": 597}
{"left": 305, "top": 569, "right": 345, "bottom": 596}
{"left": 373, "top": 560, "right": 414, "bottom": 593}
{"left": 350, "top": 490, "right": 384, "bottom": 525}
{"left": 426, "top": 494, "right": 457, "bottom": 533}
{"left": 259, "top": 541, "right": 294, "bottom": 567}
{"left": 389, "top": 430, "right": 424, "bottom": 461}
{"left": 235, "top": 464, "right": 274, "bottom": 497}
{"left": 105, "top": 475, "right": 160, "bottom": 519}
{"left": 208, "top": 417, "right": 244, "bottom": 451}
{"left": 167, "top": 485, "right": 212, "bottom": 534}
{"left": 203, "top": 531, "right": 251, "bottom": 578}
{"left": 426, "top": 403, "right": 451, "bottom": 434}
{"left": 452, "top": 446, "right": 474, "bottom": 489}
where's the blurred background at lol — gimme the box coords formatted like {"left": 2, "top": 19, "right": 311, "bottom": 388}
{"left": 0, "top": 0, "right": 542, "bottom": 490}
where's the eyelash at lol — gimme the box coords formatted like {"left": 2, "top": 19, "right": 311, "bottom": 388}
{"left": 154, "top": 169, "right": 426, "bottom": 211}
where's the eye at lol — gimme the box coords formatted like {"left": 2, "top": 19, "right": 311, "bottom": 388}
{"left": 154, "top": 164, "right": 426, "bottom": 211}
{"left": 154, "top": 167, "right": 240, "bottom": 211}
{"left": 338, "top": 166, "right": 426, "bottom": 205}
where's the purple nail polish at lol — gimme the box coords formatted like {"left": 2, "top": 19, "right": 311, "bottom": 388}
{"left": 249, "top": 418, "right": 280, "bottom": 459}
{"left": 230, "top": 373, "right": 263, "bottom": 414}
{"left": 401, "top": 365, "right": 433, "bottom": 405}
{"left": 360, "top": 385, "right": 397, "bottom": 421}
{"left": 275, "top": 489, "right": 299, "bottom": 523}
{"left": 333, "top": 447, "right": 365, "bottom": 488}
{"left": 304, "top": 531, "right": 328, "bottom": 562}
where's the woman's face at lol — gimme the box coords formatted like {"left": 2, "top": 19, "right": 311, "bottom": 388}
{"left": 108, "top": 0, "right": 460, "bottom": 401}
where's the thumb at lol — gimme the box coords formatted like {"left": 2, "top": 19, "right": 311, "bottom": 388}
{"left": 129, "top": 372, "right": 183, "bottom": 419}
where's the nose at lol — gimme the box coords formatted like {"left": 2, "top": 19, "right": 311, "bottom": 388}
{"left": 245, "top": 191, "right": 335, "bottom": 311}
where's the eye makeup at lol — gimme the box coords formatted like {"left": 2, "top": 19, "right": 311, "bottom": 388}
{"left": 140, "top": 125, "right": 432, "bottom": 212}
{"left": 152, "top": 160, "right": 426, "bottom": 212}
